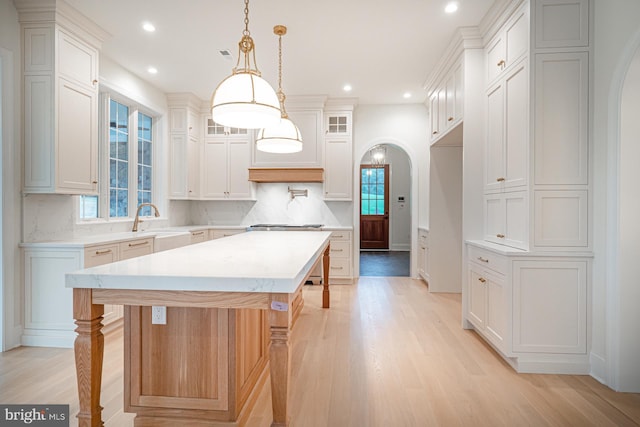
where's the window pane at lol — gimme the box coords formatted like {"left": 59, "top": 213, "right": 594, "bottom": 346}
{"left": 109, "top": 100, "right": 129, "bottom": 218}
{"left": 79, "top": 195, "right": 98, "bottom": 219}
{"left": 137, "top": 112, "right": 153, "bottom": 215}
{"left": 376, "top": 200, "right": 385, "bottom": 215}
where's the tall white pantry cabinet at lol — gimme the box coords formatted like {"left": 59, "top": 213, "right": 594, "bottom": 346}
{"left": 462, "top": 0, "right": 593, "bottom": 374}
{"left": 16, "top": 1, "right": 108, "bottom": 194}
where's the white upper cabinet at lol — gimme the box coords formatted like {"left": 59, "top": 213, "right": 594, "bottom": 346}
{"left": 323, "top": 106, "right": 354, "bottom": 200}
{"left": 21, "top": 20, "right": 102, "bottom": 194}
{"left": 486, "top": 4, "right": 529, "bottom": 86}
{"left": 429, "top": 59, "right": 464, "bottom": 143}
{"left": 167, "top": 94, "right": 202, "bottom": 200}
{"left": 534, "top": 0, "right": 589, "bottom": 49}
{"left": 202, "top": 120, "right": 254, "bottom": 200}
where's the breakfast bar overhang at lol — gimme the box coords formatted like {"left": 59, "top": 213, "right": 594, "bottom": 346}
{"left": 66, "top": 231, "right": 332, "bottom": 427}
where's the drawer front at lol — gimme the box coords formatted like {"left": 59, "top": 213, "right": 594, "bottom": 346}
{"left": 210, "top": 229, "right": 244, "bottom": 240}
{"left": 120, "top": 238, "right": 154, "bottom": 260}
{"left": 329, "top": 230, "right": 351, "bottom": 241}
{"left": 190, "top": 230, "right": 207, "bottom": 243}
{"left": 84, "top": 244, "right": 119, "bottom": 267}
{"left": 468, "top": 245, "right": 507, "bottom": 275}
{"left": 329, "top": 240, "right": 350, "bottom": 259}
{"left": 328, "top": 257, "right": 351, "bottom": 277}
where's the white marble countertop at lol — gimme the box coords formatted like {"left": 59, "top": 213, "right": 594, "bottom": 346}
{"left": 66, "top": 231, "right": 332, "bottom": 294}
{"left": 466, "top": 239, "right": 593, "bottom": 258}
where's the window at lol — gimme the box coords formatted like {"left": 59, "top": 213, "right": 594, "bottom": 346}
{"left": 80, "top": 95, "right": 155, "bottom": 220}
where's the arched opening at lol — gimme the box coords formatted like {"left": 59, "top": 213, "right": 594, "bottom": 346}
{"left": 613, "top": 44, "right": 640, "bottom": 392}
{"left": 354, "top": 140, "right": 416, "bottom": 278}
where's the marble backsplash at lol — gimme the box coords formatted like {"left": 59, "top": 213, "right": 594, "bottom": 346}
{"left": 22, "top": 184, "right": 352, "bottom": 242}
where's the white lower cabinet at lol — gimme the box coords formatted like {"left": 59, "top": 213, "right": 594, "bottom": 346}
{"left": 418, "top": 228, "right": 429, "bottom": 282}
{"left": 325, "top": 230, "right": 353, "bottom": 284}
{"left": 465, "top": 241, "right": 590, "bottom": 374}
{"left": 209, "top": 228, "right": 246, "bottom": 240}
{"left": 22, "top": 237, "right": 154, "bottom": 348}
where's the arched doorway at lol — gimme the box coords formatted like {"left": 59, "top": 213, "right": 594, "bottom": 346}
{"left": 611, "top": 44, "right": 640, "bottom": 392}
{"left": 355, "top": 142, "right": 414, "bottom": 277}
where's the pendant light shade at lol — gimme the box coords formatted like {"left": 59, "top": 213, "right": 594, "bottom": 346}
{"left": 210, "top": 0, "right": 281, "bottom": 130}
{"left": 256, "top": 25, "right": 303, "bottom": 153}
{"left": 211, "top": 73, "right": 281, "bottom": 129}
{"left": 256, "top": 117, "right": 302, "bottom": 153}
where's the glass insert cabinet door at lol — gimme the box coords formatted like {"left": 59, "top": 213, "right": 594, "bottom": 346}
{"left": 360, "top": 165, "right": 389, "bottom": 249}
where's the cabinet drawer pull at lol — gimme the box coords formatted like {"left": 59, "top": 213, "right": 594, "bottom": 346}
{"left": 497, "top": 59, "right": 506, "bottom": 67}
{"left": 92, "top": 180, "right": 98, "bottom": 184}
{"left": 128, "top": 241, "right": 150, "bottom": 247}
{"left": 478, "top": 277, "right": 486, "bottom": 283}
{"left": 333, "top": 234, "right": 344, "bottom": 238}
{"left": 496, "top": 234, "right": 505, "bottom": 239}
{"left": 496, "top": 177, "right": 505, "bottom": 182}
{"left": 447, "top": 117, "right": 454, "bottom": 122}
{"left": 477, "top": 257, "right": 489, "bottom": 263}
{"left": 95, "top": 249, "right": 112, "bottom": 255}
{"left": 331, "top": 249, "right": 343, "bottom": 252}
{"left": 432, "top": 131, "right": 438, "bottom": 135}
{"left": 192, "top": 231, "right": 205, "bottom": 236}
{"left": 331, "top": 266, "right": 343, "bottom": 270}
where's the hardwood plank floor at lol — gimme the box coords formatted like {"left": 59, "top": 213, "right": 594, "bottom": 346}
{"left": 1, "top": 277, "right": 638, "bottom": 426}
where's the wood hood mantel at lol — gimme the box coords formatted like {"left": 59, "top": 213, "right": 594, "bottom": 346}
{"left": 248, "top": 168, "right": 324, "bottom": 183}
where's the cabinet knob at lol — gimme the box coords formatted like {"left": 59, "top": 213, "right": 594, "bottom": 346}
{"left": 448, "top": 117, "right": 454, "bottom": 122}
{"left": 92, "top": 79, "right": 98, "bottom": 85}
{"left": 496, "top": 177, "right": 506, "bottom": 182}
{"left": 432, "top": 131, "right": 438, "bottom": 135}
{"left": 478, "top": 277, "right": 486, "bottom": 283}
{"left": 496, "top": 234, "right": 505, "bottom": 239}
{"left": 92, "top": 180, "right": 98, "bottom": 184}
{"left": 497, "top": 60, "right": 506, "bottom": 68}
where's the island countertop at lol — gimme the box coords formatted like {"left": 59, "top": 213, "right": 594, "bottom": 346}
{"left": 65, "top": 230, "right": 332, "bottom": 294}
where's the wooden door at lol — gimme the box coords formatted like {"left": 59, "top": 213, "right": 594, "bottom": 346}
{"left": 360, "top": 165, "right": 389, "bottom": 249}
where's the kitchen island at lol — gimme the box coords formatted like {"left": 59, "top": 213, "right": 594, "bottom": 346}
{"left": 66, "top": 231, "right": 332, "bottom": 427}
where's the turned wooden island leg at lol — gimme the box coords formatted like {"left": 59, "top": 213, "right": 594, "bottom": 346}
{"left": 322, "top": 243, "right": 330, "bottom": 308}
{"left": 269, "top": 294, "right": 293, "bottom": 427}
{"left": 73, "top": 288, "right": 105, "bottom": 427}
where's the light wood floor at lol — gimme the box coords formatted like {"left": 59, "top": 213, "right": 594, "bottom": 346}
{"left": 1, "top": 277, "right": 639, "bottom": 426}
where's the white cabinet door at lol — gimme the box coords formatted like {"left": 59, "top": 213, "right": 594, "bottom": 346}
{"left": 324, "top": 137, "right": 352, "bottom": 200}
{"left": 468, "top": 266, "right": 487, "bottom": 329}
{"left": 504, "top": 60, "right": 528, "bottom": 190}
{"left": 429, "top": 92, "right": 439, "bottom": 140}
{"left": 485, "top": 272, "right": 507, "bottom": 352}
{"left": 227, "top": 138, "right": 252, "bottom": 199}
{"left": 186, "top": 137, "right": 201, "bottom": 198}
{"left": 485, "top": 191, "right": 528, "bottom": 250}
{"left": 202, "top": 138, "right": 228, "bottom": 199}
{"left": 512, "top": 260, "right": 587, "bottom": 354}
{"left": 485, "top": 83, "right": 505, "bottom": 192}
{"left": 169, "top": 134, "right": 188, "bottom": 198}
{"left": 57, "top": 78, "right": 98, "bottom": 193}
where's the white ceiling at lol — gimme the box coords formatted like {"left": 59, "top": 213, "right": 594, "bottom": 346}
{"left": 65, "top": 0, "right": 497, "bottom": 105}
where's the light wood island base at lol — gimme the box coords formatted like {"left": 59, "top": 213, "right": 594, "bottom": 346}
{"left": 71, "top": 235, "right": 332, "bottom": 427}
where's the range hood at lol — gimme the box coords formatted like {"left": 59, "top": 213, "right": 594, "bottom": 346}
{"left": 248, "top": 168, "right": 324, "bottom": 183}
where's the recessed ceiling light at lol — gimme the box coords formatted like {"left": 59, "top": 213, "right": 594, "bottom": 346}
{"left": 343, "top": 84, "right": 352, "bottom": 92}
{"left": 142, "top": 22, "right": 156, "bottom": 32}
{"left": 147, "top": 67, "right": 158, "bottom": 74}
{"left": 403, "top": 92, "right": 412, "bottom": 99}
{"left": 445, "top": 2, "right": 459, "bottom": 13}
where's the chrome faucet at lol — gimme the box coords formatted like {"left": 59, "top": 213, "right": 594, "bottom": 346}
{"left": 132, "top": 203, "right": 160, "bottom": 232}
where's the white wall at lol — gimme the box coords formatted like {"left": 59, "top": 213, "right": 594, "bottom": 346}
{"left": 353, "top": 104, "right": 429, "bottom": 277}
{"left": 0, "top": 0, "right": 23, "bottom": 350}
{"left": 591, "top": 0, "right": 640, "bottom": 391}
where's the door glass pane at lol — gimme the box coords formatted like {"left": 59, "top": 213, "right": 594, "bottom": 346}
{"left": 361, "top": 167, "right": 385, "bottom": 215}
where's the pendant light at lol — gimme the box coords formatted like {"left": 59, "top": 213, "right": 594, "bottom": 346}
{"left": 256, "top": 25, "right": 303, "bottom": 153}
{"left": 210, "top": 0, "right": 281, "bottom": 129}
{"left": 369, "top": 145, "right": 386, "bottom": 167}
